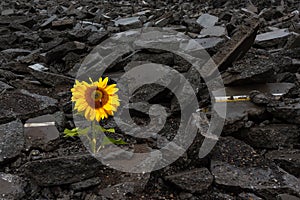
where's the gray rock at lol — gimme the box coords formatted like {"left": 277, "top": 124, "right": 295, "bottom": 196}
{"left": 1, "top": 48, "right": 31, "bottom": 58}
{"left": 195, "top": 37, "right": 225, "bottom": 51}
{"left": 114, "top": 17, "right": 142, "bottom": 31}
{"left": 155, "top": 17, "right": 170, "bottom": 27}
{"left": 87, "top": 32, "right": 109, "bottom": 45}
{"left": 215, "top": 101, "right": 265, "bottom": 134}
{"left": 45, "top": 41, "right": 85, "bottom": 64}
{"left": 222, "top": 52, "right": 277, "bottom": 85}
{"left": 250, "top": 90, "right": 271, "bottom": 104}
{"left": 70, "top": 177, "right": 102, "bottom": 191}
{"left": 266, "top": 149, "right": 300, "bottom": 178}
{"left": 23, "top": 154, "right": 107, "bottom": 186}
{"left": 164, "top": 168, "right": 213, "bottom": 193}
{"left": 52, "top": 18, "right": 75, "bottom": 28}
{"left": 210, "top": 137, "right": 300, "bottom": 198}
{"left": 277, "top": 194, "right": 300, "bottom": 200}
{"left": 97, "top": 173, "right": 150, "bottom": 199}
{"left": 196, "top": 13, "right": 219, "bottom": 28}
{"left": 40, "top": 15, "right": 57, "bottom": 27}
{"left": 30, "top": 70, "right": 74, "bottom": 87}
{"left": 24, "top": 114, "right": 60, "bottom": 151}
{"left": 238, "top": 193, "right": 263, "bottom": 200}
{"left": 0, "top": 173, "right": 26, "bottom": 200}
{"left": 200, "top": 26, "right": 226, "bottom": 37}
{"left": 0, "top": 81, "right": 13, "bottom": 93}
{"left": 0, "top": 89, "right": 58, "bottom": 124}
{"left": 267, "top": 99, "right": 300, "bottom": 124}
{"left": 240, "top": 124, "right": 300, "bottom": 149}
{"left": 255, "top": 29, "right": 292, "bottom": 48}
{"left": 1, "top": 9, "right": 14, "bottom": 16}
{"left": 0, "top": 120, "right": 24, "bottom": 162}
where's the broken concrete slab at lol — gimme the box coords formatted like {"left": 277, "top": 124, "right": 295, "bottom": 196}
{"left": 210, "top": 137, "right": 300, "bottom": 198}
{"left": 196, "top": 13, "right": 218, "bottom": 28}
{"left": 24, "top": 114, "right": 60, "bottom": 151}
{"left": 266, "top": 149, "right": 300, "bottom": 178}
{"left": 40, "top": 15, "right": 57, "bottom": 28}
{"left": 164, "top": 168, "right": 213, "bottom": 193}
{"left": 0, "top": 173, "right": 26, "bottom": 199}
{"left": 0, "top": 120, "right": 24, "bottom": 163}
{"left": 52, "top": 18, "right": 75, "bottom": 29}
{"left": 1, "top": 9, "right": 14, "bottom": 16}
{"left": 200, "top": 26, "right": 226, "bottom": 37}
{"left": 0, "top": 81, "right": 13, "bottom": 93}
{"left": 23, "top": 154, "right": 107, "bottom": 186}
{"left": 240, "top": 124, "right": 300, "bottom": 149}
{"left": 30, "top": 70, "right": 74, "bottom": 87}
{"left": 0, "top": 89, "right": 58, "bottom": 124}
{"left": 267, "top": 99, "right": 300, "bottom": 124}
{"left": 45, "top": 41, "right": 85, "bottom": 64}
{"left": 255, "top": 29, "right": 291, "bottom": 48}
{"left": 114, "top": 17, "right": 142, "bottom": 31}
{"left": 212, "top": 83, "right": 295, "bottom": 97}
{"left": 215, "top": 101, "right": 265, "bottom": 134}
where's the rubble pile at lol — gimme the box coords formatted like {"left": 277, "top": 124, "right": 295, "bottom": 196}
{"left": 0, "top": 0, "right": 299, "bottom": 199}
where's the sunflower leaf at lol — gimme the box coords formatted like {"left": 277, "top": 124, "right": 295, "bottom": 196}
{"left": 63, "top": 127, "right": 90, "bottom": 137}
{"left": 63, "top": 128, "right": 79, "bottom": 137}
{"left": 94, "top": 125, "right": 115, "bottom": 133}
{"left": 102, "top": 136, "right": 127, "bottom": 146}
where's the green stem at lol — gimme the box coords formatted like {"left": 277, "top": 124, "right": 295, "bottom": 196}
{"left": 91, "top": 121, "right": 97, "bottom": 154}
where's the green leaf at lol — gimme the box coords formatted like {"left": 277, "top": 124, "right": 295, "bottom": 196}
{"left": 63, "top": 128, "right": 79, "bottom": 137}
{"left": 101, "top": 136, "right": 127, "bottom": 146}
{"left": 94, "top": 125, "right": 115, "bottom": 133}
{"left": 63, "top": 127, "right": 90, "bottom": 137}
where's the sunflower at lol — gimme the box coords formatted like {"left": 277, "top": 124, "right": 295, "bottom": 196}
{"left": 71, "top": 77, "right": 120, "bottom": 121}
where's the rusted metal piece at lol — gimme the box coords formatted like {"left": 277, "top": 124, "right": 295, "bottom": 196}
{"left": 212, "top": 19, "right": 260, "bottom": 72}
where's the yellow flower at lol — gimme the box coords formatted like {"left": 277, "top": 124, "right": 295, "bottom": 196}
{"left": 71, "top": 77, "right": 120, "bottom": 121}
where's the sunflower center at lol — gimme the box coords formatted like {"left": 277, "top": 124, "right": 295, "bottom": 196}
{"left": 91, "top": 90, "right": 103, "bottom": 101}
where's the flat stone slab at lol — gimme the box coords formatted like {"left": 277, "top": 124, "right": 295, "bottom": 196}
{"left": 0, "top": 89, "right": 58, "bottom": 124}
{"left": 196, "top": 13, "right": 218, "bottom": 28}
{"left": 0, "top": 120, "right": 24, "bottom": 162}
{"left": 210, "top": 137, "right": 300, "bottom": 198}
{"left": 0, "top": 173, "right": 26, "bottom": 199}
{"left": 164, "top": 168, "right": 213, "bottom": 193}
{"left": 23, "top": 154, "right": 107, "bottom": 186}
{"left": 241, "top": 124, "right": 300, "bottom": 149}
{"left": 24, "top": 114, "right": 60, "bottom": 151}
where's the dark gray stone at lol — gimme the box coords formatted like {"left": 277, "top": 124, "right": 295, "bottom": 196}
{"left": 266, "top": 149, "right": 300, "bottom": 178}
{"left": 45, "top": 41, "right": 85, "bottom": 64}
{"left": 0, "top": 81, "right": 13, "bottom": 93}
{"left": 267, "top": 99, "right": 300, "bottom": 124}
{"left": 24, "top": 114, "right": 60, "bottom": 151}
{"left": 210, "top": 137, "right": 300, "bottom": 199}
{"left": 87, "top": 32, "right": 109, "bottom": 45}
{"left": 0, "top": 120, "right": 24, "bottom": 162}
{"left": 164, "top": 168, "right": 213, "bottom": 193}
{"left": 70, "top": 177, "right": 102, "bottom": 191}
{"left": 238, "top": 193, "right": 263, "bottom": 200}
{"left": 250, "top": 90, "right": 271, "bottom": 104}
{"left": 97, "top": 173, "right": 150, "bottom": 199}
{"left": 0, "top": 89, "right": 58, "bottom": 124}
{"left": 30, "top": 70, "right": 74, "bottom": 87}
{"left": 0, "top": 173, "right": 26, "bottom": 200}
{"left": 23, "top": 154, "right": 108, "bottom": 186}
{"left": 277, "top": 194, "right": 300, "bottom": 200}
{"left": 114, "top": 17, "right": 142, "bottom": 31}
{"left": 240, "top": 124, "right": 300, "bottom": 149}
